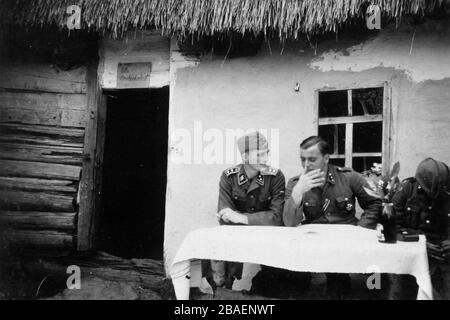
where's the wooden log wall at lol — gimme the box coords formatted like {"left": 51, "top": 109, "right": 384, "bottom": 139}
{"left": 0, "top": 64, "right": 87, "bottom": 254}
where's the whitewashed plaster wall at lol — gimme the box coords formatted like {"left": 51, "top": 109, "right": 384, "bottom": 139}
{"left": 164, "top": 20, "right": 450, "bottom": 278}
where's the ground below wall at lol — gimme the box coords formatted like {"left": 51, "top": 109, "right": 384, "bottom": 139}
{"left": 0, "top": 251, "right": 175, "bottom": 300}
{"left": 0, "top": 248, "right": 392, "bottom": 300}
{"left": 192, "top": 274, "right": 390, "bottom": 300}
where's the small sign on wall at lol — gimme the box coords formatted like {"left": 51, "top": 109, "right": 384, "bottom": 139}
{"left": 117, "top": 62, "right": 152, "bottom": 88}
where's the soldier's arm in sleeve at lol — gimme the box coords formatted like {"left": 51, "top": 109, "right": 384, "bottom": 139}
{"left": 218, "top": 172, "right": 237, "bottom": 225}
{"left": 435, "top": 192, "right": 450, "bottom": 241}
{"left": 351, "top": 172, "right": 382, "bottom": 229}
{"left": 243, "top": 171, "right": 286, "bottom": 226}
{"left": 392, "top": 182, "right": 410, "bottom": 229}
{"left": 282, "top": 177, "right": 305, "bottom": 227}
{"left": 447, "top": 200, "right": 450, "bottom": 241}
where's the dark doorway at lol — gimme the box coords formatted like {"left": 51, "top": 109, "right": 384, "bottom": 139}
{"left": 98, "top": 87, "right": 169, "bottom": 260}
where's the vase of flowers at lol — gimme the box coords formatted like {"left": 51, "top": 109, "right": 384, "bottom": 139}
{"left": 363, "top": 162, "right": 401, "bottom": 243}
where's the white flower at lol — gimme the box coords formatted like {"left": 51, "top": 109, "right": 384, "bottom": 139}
{"left": 377, "top": 180, "right": 384, "bottom": 188}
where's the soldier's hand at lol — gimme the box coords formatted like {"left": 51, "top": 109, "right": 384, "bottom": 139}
{"left": 295, "top": 169, "right": 326, "bottom": 195}
{"left": 217, "top": 208, "right": 233, "bottom": 221}
{"left": 441, "top": 240, "right": 450, "bottom": 257}
{"left": 289, "top": 170, "right": 325, "bottom": 206}
{"left": 221, "top": 210, "right": 248, "bottom": 225}
{"left": 427, "top": 242, "right": 444, "bottom": 260}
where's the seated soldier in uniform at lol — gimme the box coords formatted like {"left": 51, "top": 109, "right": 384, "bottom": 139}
{"left": 203, "top": 130, "right": 292, "bottom": 297}
{"left": 389, "top": 158, "right": 450, "bottom": 300}
{"left": 283, "top": 136, "right": 382, "bottom": 299}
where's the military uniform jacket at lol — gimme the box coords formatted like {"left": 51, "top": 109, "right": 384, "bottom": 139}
{"left": 218, "top": 164, "right": 286, "bottom": 226}
{"left": 393, "top": 177, "right": 450, "bottom": 243}
{"left": 283, "top": 164, "right": 381, "bottom": 229}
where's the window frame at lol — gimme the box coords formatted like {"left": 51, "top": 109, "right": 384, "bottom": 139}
{"left": 314, "top": 82, "right": 392, "bottom": 176}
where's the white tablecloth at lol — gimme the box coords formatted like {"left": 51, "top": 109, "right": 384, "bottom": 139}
{"left": 170, "top": 224, "right": 433, "bottom": 300}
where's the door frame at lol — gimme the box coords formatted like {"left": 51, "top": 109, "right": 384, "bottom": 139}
{"left": 77, "top": 59, "right": 107, "bottom": 251}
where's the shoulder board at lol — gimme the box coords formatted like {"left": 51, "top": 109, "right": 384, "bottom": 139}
{"left": 336, "top": 166, "right": 353, "bottom": 172}
{"left": 260, "top": 166, "right": 278, "bottom": 176}
{"left": 224, "top": 166, "right": 239, "bottom": 177}
{"left": 397, "top": 177, "right": 415, "bottom": 192}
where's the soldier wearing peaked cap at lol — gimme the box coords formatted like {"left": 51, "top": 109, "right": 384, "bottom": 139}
{"left": 203, "top": 130, "right": 287, "bottom": 294}
{"left": 218, "top": 131, "right": 285, "bottom": 226}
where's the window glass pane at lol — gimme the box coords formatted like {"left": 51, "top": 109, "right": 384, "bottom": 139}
{"left": 318, "top": 90, "right": 348, "bottom": 117}
{"left": 352, "top": 156, "right": 382, "bottom": 173}
{"left": 329, "top": 158, "right": 345, "bottom": 167}
{"left": 352, "top": 87, "right": 383, "bottom": 116}
{"left": 318, "top": 124, "right": 346, "bottom": 155}
{"left": 353, "top": 122, "right": 382, "bottom": 153}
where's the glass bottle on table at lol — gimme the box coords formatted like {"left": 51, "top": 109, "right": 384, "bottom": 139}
{"left": 377, "top": 202, "right": 397, "bottom": 243}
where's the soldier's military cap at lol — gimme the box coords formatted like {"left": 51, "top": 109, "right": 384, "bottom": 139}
{"left": 237, "top": 131, "right": 268, "bottom": 154}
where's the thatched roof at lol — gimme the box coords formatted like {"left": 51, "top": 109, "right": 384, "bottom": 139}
{"left": 4, "top": 0, "right": 446, "bottom": 39}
